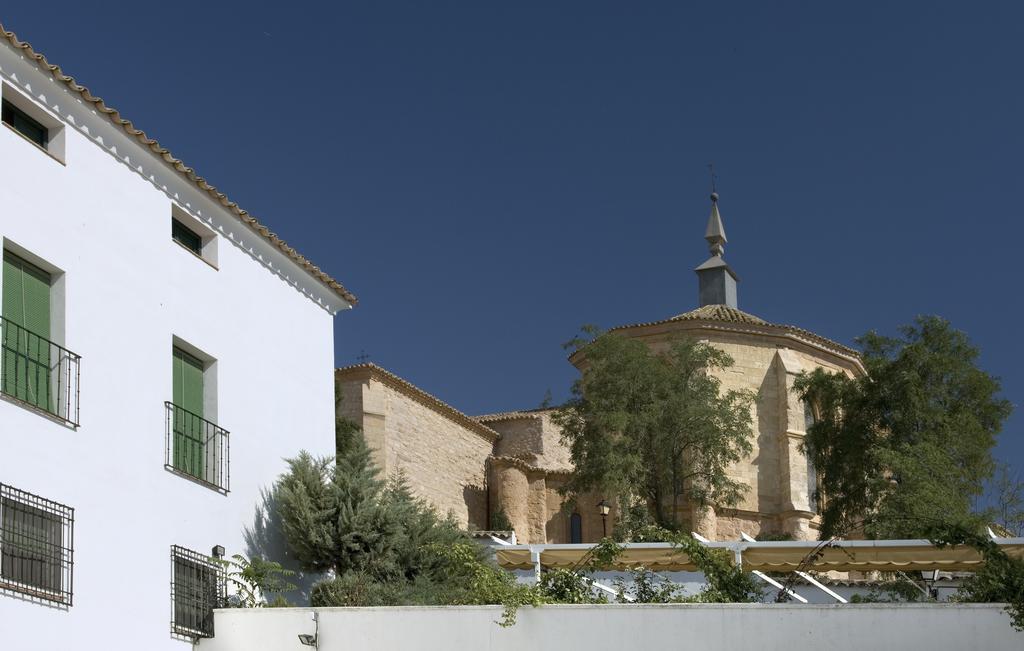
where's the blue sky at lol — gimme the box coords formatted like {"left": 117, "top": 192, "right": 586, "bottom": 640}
{"left": 4, "top": 2, "right": 1020, "bottom": 480}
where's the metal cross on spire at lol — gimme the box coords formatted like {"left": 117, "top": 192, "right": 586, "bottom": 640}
{"left": 704, "top": 163, "right": 726, "bottom": 256}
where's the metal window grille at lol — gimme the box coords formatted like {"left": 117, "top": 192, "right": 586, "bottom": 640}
{"left": 170, "top": 545, "right": 223, "bottom": 639}
{"left": 164, "top": 402, "right": 230, "bottom": 493}
{"left": 0, "top": 317, "right": 81, "bottom": 427}
{"left": 0, "top": 483, "right": 74, "bottom": 605}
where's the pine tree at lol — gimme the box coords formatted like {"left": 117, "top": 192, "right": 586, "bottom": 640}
{"left": 275, "top": 436, "right": 403, "bottom": 580}
{"left": 274, "top": 435, "right": 487, "bottom": 607}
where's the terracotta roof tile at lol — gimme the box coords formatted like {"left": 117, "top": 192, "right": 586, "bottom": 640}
{"left": 475, "top": 407, "right": 556, "bottom": 422}
{"left": 611, "top": 304, "right": 860, "bottom": 358}
{"left": 0, "top": 23, "right": 357, "bottom": 306}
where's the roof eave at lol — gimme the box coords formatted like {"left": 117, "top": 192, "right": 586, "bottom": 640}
{"left": 0, "top": 23, "right": 358, "bottom": 307}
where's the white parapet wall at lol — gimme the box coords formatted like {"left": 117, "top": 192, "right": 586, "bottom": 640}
{"left": 198, "top": 603, "right": 1023, "bottom": 651}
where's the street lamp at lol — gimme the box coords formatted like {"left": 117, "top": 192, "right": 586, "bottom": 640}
{"left": 597, "top": 499, "right": 611, "bottom": 537}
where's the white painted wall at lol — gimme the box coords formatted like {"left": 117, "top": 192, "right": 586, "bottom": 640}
{"left": 199, "top": 604, "right": 1024, "bottom": 651}
{"left": 0, "top": 37, "right": 346, "bottom": 650}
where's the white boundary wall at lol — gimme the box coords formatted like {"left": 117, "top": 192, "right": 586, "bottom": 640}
{"left": 199, "top": 604, "right": 1024, "bottom": 651}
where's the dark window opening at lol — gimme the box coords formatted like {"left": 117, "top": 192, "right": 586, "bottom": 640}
{"left": 0, "top": 483, "right": 74, "bottom": 605}
{"left": 171, "top": 545, "right": 222, "bottom": 638}
{"left": 804, "top": 402, "right": 819, "bottom": 514}
{"left": 172, "top": 219, "right": 203, "bottom": 256}
{"left": 570, "top": 512, "right": 583, "bottom": 544}
{"left": 2, "top": 99, "right": 48, "bottom": 149}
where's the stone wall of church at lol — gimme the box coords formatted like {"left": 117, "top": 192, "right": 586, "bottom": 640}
{"left": 334, "top": 321, "right": 858, "bottom": 545}
{"left": 486, "top": 413, "right": 586, "bottom": 543}
{"left": 335, "top": 371, "right": 494, "bottom": 530}
{"left": 487, "top": 412, "right": 572, "bottom": 473}
{"left": 488, "top": 456, "right": 613, "bottom": 544}
{"left": 491, "top": 418, "right": 543, "bottom": 460}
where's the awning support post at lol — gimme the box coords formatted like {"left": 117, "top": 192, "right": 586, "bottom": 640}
{"left": 795, "top": 570, "right": 847, "bottom": 603}
{"left": 752, "top": 570, "right": 809, "bottom": 603}
{"left": 530, "top": 547, "right": 542, "bottom": 585}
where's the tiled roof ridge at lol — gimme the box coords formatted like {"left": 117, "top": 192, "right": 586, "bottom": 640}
{"left": 335, "top": 363, "right": 500, "bottom": 443}
{"left": 0, "top": 23, "right": 357, "bottom": 306}
{"left": 475, "top": 407, "right": 557, "bottom": 422}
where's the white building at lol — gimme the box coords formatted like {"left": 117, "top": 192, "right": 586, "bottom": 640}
{"left": 0, "top": 23, "right": 355, "bottom": 649}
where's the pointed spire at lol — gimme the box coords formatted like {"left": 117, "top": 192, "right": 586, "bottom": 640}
{"left": 705, "top": 192, "right": 727, "bottom": 256}
{"left": 694, "top": 190, "right": 739, "bottom": 309}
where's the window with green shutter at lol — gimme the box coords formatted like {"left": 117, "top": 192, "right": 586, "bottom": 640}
{"left": 172, "top": 347, "right": 205, "bottom": 478}
{"left": 1, "top": 252, "right": 53, "bottom": 412}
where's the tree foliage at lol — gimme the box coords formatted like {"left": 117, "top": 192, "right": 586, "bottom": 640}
{"left": 794, "top": 316, "right": 1011, "bottom": 539}
{"left": 212, "top": 554, "right": 296, "bottom": 608}
{"left": 671, "top": 533, "right": 763, "bottom": 603}
{"left": 554, "top": 328, "right": 754, "bottom": 530}
{"left": 335, "top": 384, "right": 362, "bottom": 458}
{"left": 489, "top": 508, "right": 513, "bottom": 532}
{"left": 274, "top": 431, "right": 481, "bottom": 607}
{"left": 925, "top": 522, "right": 1024, "bottom": 631}
{"left": 986, "top": 463, "right": 1024, "bottom": 537}
{"left": 535, "top": 534, "right": 760, "bottom": 605}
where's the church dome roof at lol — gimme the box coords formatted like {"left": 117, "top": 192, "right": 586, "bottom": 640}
{"left": 669, "top": 304, "right": 768, "bottom": 325}
{"left": 609, "top": 305, "right": 860, "bottom": 359}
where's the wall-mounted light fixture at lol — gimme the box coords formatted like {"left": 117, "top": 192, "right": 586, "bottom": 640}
{"left": 298, "top": 612, "right": 319, "bottom": 648}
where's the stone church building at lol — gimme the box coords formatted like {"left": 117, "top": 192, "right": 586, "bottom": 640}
{"left": 336, "top": 194, "right": 864, "bottom": 544}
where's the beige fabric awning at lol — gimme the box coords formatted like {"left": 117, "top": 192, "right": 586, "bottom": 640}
{"left": 495, "top": 539, "right": 1024, "bottom": 573}
{"left": 497, "top": 546, "right": 701, "bottom": 572}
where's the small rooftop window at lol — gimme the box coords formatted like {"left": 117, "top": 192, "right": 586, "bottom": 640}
{"left": 172, "top": 219, "right": 203, "bottom": 256}
{"left": 1, "top": 84, "right": 66, "bottom": 162}
{"left": 170, "top": 205, "right": 218, "bottom": 268}
{"left": 2, "top": 99, "right": 47, "bottom": 148}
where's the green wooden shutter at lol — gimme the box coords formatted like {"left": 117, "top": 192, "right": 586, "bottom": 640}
{"left": 2, "top": 252, "right": 52, "bottom": 412}
{"left": 172, "top": 347, "right": 205, "bottom": 478}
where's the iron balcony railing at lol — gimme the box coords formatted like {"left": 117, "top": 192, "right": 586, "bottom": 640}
{"left": 0, "top": 317, "right": 80, "bottom": 427}
{"left": 164, "top": 402, "right": 230, "bottom": 494}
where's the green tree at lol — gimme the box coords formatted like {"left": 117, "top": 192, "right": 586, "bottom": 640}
{"left": 335, "top": 384, "right": 362, "bottom": 458}
{"left": 489, "top": 508, "right": 513, "bottom": 532}
{"left": 925, "top": 522, "right": 1024, "bottom": 631}
{"left": 987, "top": 463, "right": 1024, "bottom": 537}
{"left": 273, "top": 433, "right": 496, "bottom": 609}
{"left": 554, "top": 328, "right": 754, "bottom": 531}
{"left": 212, "top": 554, "right": 297, "bottom": 608}
{"left": 794, "top": 316, "right": 1012, "bottom": 539}
{"left": 275, "top": 437, "right": 404, "bottom": 581}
